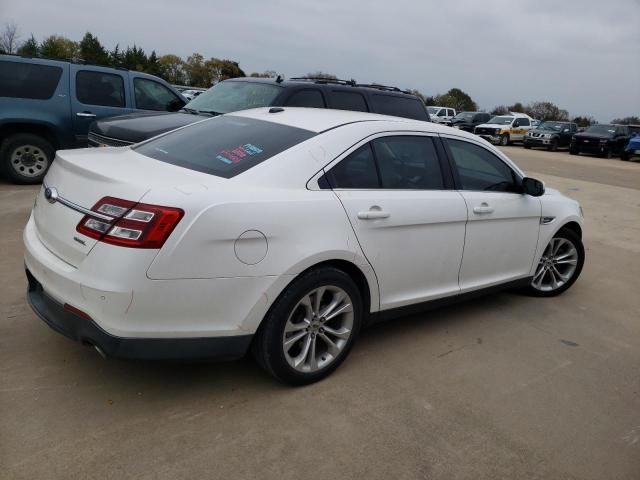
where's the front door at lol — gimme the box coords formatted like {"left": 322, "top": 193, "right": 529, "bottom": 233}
{"left": 325, "top": 134, "right": 467, "bottom": 310}
{"left": 444, "top": 137, "right": 541, "bottom": 292}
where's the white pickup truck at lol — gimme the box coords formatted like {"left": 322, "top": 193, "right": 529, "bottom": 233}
{"left": 427, "top": 106, "right": 456, "bottom": 125}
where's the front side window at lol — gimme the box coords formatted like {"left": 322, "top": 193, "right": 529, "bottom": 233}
{"left": 372, "top": 136, "right": 444, "bottom": 189}
{"left": 186, "top": 81, "right": 283, "bottom": 114}
{"left": 284, "top": 89, "right": 326, "bottom": 108}
{"left": 76, "top": 71, "right": 125, "bottom": 107}
{"left": 330, "top": 91, "right": 368, "bottom": 112}
{"left": 134, "top": 78, "right": 183, "bottom": 111}
{"left": 134, "top": 116, "right": 315, "bottom": 178}
{"left": 518, "top": 118, "right": 530, "bottom": 127}
{"left": 446, "top": 139, "right": 520, "bottom": 193}
{"left": 0, "top": 61, "right": 62, "bottom": 100}
{"left": 437, "top": 109, "right": 447, "bottom": 117}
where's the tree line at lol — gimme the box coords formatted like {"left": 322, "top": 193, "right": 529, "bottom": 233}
{"left": 1, "top": 22, "right": 638, "bottom": 126}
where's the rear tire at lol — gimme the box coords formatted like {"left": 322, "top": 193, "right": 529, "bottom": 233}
{"left": 252, "top": 267, "right": 362, "bottom": 385}
{"left": 0, "top": 133, "right": 54, "bottom": 184}
{"left": 523, "top": 228, "right": 584, "bottom": 297}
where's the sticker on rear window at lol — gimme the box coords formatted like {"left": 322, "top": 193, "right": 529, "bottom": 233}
{"left": 216, "top": 143, "right": 264, "bottom": 164}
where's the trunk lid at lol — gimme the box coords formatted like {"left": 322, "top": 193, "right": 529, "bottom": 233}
{"left": 34, "top": 147, "right": 212, "bottom": 267}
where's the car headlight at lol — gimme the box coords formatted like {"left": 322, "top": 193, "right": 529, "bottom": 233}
{"left": 495, "top": 129, "right": 501, "bottom": 134}
{"left": 599, "top": 139, "right": 608, "bottom": 144}
{"left": 544, "top": 134, "right": 552, "bottom": 139}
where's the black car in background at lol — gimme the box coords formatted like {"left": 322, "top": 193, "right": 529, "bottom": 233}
{"left": 524, "top": 121, "right": 578, "bottom": 151}
{"left": 570, "top": 124, "right": 631, "bottom": 158}
{"left": 88, "top": 77, "right": 431, "bottom": 147}
{"left": 449, "top": 111, "right": 491, "bottom": 132}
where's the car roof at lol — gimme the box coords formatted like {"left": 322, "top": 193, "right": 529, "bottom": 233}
{"left": 228, "top": 107, "right": 467, "bottom": 136}
{"left": 225, "top": 77, "right": 419, "bottom": 99}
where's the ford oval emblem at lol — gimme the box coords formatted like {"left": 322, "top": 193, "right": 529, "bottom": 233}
{"left": 44, "top": 187, "right": 58, "bottom": 204}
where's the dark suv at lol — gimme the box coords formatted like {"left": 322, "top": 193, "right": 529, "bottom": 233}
{"left": 0, "top": 54, "right": 186, "bottom": 183}
{"left": 570, "top": 124, "right": 631, "bottom": 158}
{"left": 449, "top": 112, "right": 491, "bottom": 132}
{"left": 88, "top": 77, "right": 430, "bottom": 147}
{"left": 523, "top": 121, "right": 578, "bottom": 151}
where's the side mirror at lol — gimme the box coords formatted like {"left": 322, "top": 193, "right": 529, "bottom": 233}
{"left": 522, "top": 177, "right": 545, "bottom": 197}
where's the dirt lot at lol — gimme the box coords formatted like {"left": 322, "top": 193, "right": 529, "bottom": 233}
{"left": 1, "top": 147, "right": 639, "bottom": 480}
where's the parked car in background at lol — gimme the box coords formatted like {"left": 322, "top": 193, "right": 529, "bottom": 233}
{"left": 570, "top": 124, "right": 631, "bottom": 158}
{"left": 474, "top": 113, "right": 534, "bottom": 146}
{"left": 523, "top": 121, "right": 578, "bottom": 151}
{"left": 449, "top": 112, "right": 491, "bottom": 132}
{"left": 621, "top": 131, "right": 640, "bottom": 161}
{"left": 25, "top": 108, "right": 584, "bottom": 384}
{"left": 88, "top": 77, "right": 430, "bottom": 147}
{"left": 0, "top": 54, "right": 186, "bottom": 184}
{"left": 427, "top": 106, "right": 456, "bottom": 124}
{"left": 181, "top": 89, "right": 206, "bottom": 101}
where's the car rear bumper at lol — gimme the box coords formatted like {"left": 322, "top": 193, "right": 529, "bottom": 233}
{"left": 26, "top": 269, "right": 252, "bottom": 360}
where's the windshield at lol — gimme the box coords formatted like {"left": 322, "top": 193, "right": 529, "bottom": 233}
{"left": 488, "top": 116, "right": 514, "bottom": 125}
{"left": 538, "top": 121, "right": 566, "bottom": 131}
{"left": 585, "top": 125, "right": 615, "bottom": 135}
{"left": 453, "top": 112, "right": 475, "bottom": 121}
{"left": 186, "top": 81, "right": 283, "bottom": 114}
{"left": 427, "top": 107, "right": 440, "bottom": 115}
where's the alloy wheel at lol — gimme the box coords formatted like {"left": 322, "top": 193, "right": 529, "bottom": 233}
{"left": 282, "top": 286, "right": 354, "bottom": 373}
{"left": 11, "top": 144, "right": 49, "bottom": 178}
{"left": 531, "top": 237, "right": 579, "bottom": 292}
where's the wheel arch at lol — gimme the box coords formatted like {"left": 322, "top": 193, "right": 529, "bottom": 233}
{"left": 559, "top": 221, "right": 582, "bottom": 239}
{"left": 0, "top": 122, "right": 61, "bottom": 149}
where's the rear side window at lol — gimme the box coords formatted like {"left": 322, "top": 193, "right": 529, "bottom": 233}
{"left": 326, "top": 144, "right": 379, "bottom": 189}
{"left": 76, "top": 71, "right": 125, "bottom": 107}
{"left": 330, "top": 91, "right": 368, "bottom": 112}
{"left": 0, "top": 61, "right": 62, "bottom": 100}
{"left": 134, "top": 116, "right": 316, "bottom": 178}
{"left": 370, "top": 94, "right": 429, "bottom": 120}
{"left": 372, "top": 136, "right": 444, "bottom": 189}
{"left": 285, "top": 89, "right": 326, "bottom": 108}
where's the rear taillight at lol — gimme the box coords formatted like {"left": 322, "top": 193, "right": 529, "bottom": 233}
{"left": 76, "top": 196, "right": 184, "bottom": 249}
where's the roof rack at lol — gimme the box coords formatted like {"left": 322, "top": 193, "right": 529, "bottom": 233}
{"left": 289, "top": 77, "right": 357, "bottom": 86}
{"left": 356, "top": 83, "right": 412, "bottom": 94}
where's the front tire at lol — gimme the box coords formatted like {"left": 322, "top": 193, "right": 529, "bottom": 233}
{"left": 523, "top": 228, "right": 584, "bottom": 297}
{"left": 499, "top": 134, "right": 510, "bottom": 147}
{"left": 569, "top": 148, "right": 579, "bottom": 156}
{"left": 252, "top": 267, "right": 363, "bottom": 385}
{"left": 548, "top": 139, "right": 559, "bottom": 152}
{"left": 0, "top": 133, "right": 54, "bottom": 184}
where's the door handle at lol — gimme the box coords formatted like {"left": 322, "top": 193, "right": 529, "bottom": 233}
{"left": 473, "top": 203, "right": 494, "bottom": 214}
{"left": 357, "top": 209, "right": 390, "bottom": 220}
{"left": 76, "top": 112, "right": 96, "bottom": 118}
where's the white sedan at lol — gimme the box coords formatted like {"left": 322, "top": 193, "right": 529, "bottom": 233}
{"left": 24, "top": 108, "right": 585, "bottom": 385}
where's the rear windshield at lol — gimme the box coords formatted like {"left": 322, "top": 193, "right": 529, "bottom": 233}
{"left": 371, "top": 94, "right": 428, "bottom": 121}
{"left": 0, "top": 60, "right": 63, "bottom": 100}
{"left": 185, "top": 81, "right": 283, "bottom": 114}
{"left": 133, "top": 116, "right": 316, "bottom": 178}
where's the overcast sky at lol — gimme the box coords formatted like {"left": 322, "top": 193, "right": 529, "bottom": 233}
{"left": 3, "top": 0, "right": 639, "bottom": 121}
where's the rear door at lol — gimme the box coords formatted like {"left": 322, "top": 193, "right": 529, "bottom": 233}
{"left": 443, "top": 136, "right": 540, "bottom": 291}
{"left": 70, "top": 65, "right": 133, "bottom": 144}
{"left": 326, "top": 134, "right": 467, "bottom": 310}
